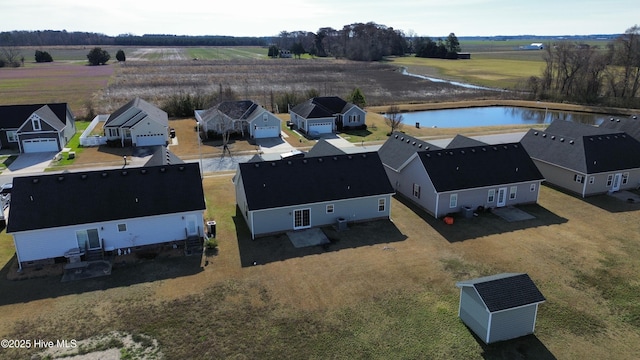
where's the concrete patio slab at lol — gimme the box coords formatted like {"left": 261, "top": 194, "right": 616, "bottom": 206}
{"left": 287, "top": 228, "right": 330, "bottom": 248}
{"left": 607, "top": 190, "right": 640, "bottom": 203}
{"left": 492, "top": 206, "right": 536, "bottom": 222}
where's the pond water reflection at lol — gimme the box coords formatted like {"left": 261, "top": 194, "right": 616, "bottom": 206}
{"left": 395, "top": 107, "right": 611, "bottom": 128}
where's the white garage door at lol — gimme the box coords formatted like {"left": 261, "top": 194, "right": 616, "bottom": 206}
{"left": 254, "top": 126, "right": 280, "bottom": 139}
{"left": 22, "top": 138, "right": 59, "bottom": 153}
{"left": 135, "top": 134, "right": 167, "bottom": 146}
{"left": 308, "top": 122, "right": 333, "bottom": 134}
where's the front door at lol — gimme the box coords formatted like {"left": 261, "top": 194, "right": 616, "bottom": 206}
{"left": 612, "top": 173, "right": 622, "bottom": 192}
{"left": 497, "top": 187, "right": 507, "bottom": 207}
{"left": 293, "top": 209, "right": 311, "bottom": 229}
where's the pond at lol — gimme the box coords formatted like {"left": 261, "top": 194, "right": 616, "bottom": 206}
{"left": 394, "top": 106, "right": 613, "bottom": 128}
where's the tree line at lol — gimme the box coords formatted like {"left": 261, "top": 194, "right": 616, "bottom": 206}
{"left": 272, "top": 22, "right": 409, "bottom": 61}
{"left": 0, "top": 30, "right": 267, "bottom": 47}
{"left": 527, "top": 25, "right": 640, "bottom": 108}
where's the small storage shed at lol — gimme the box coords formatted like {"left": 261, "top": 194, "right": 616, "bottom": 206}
{"left": 456, "top": 273, "right": 545, "bottom": 344}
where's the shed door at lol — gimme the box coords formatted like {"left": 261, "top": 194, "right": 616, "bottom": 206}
{"left": 497, "top": 187, "right": 507, "bottom": 207}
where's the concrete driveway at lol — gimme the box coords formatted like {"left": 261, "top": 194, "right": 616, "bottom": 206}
{"left": 6, "top": 152, "right": 57, "bottom": 174}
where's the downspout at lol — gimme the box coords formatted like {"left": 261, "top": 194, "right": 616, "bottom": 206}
{"left": 434, "top": 193, "right": 440, "bottom": 218}
{"left": 582, "top": 174, "right": 588, "bottom": 197}
{"left": 486, "top": 311, "right": 492, "bottom": 344}
{"left": 13, "top": 237, "right": 22, "bottom": 271}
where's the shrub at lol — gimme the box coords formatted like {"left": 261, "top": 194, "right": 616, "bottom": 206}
{"left": 87, "top": 47, "right": 110, "bottom": 66}
{"left": 35, "top": 50, "right": 53, "bottom": 63}
{"left": 205, "top": 238, "right": 218, "bottom": 250}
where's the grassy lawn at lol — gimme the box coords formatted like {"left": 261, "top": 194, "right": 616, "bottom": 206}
{"left": 186, "top": 46, "right": 268, "bottom": 60}
{"left": 1, "top": 175, "right": 639, "bottom": 359}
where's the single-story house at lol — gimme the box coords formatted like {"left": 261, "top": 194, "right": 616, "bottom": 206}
{"left": 235, "top": 152, "right": 394, "bottom": 239}
{"left": 104, "top": 97, "right": 169, "bottom": 147}
{"left": 379, "top": 133, "right": 544, "bottom": 218}
{"left": 195, "top": 100, "right": 281, "bottom": 139}
{"left": 520, "top": 120, "right": 640, "bottom": 197}
{"left": 0, "top": 103, "right": 76, "bottom": 153}
{"left": 7, "top": 163, "right": 206, "bottom": 270}
{"left": 456, "top": 273, "right": 546, "bottom": 344}
{"left": 289, "top": 96, "right": 365, "bottom": 135}
{"left": 599, "top": 115, "right": 640, "bottom": 142}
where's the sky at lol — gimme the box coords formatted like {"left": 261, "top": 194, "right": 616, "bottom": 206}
{"left": 0, "top": 0, "right": 636, "bottom": 38}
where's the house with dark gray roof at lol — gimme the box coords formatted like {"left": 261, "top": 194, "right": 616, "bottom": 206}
{"left": 195, "top": 100, "right": 281, "bottom": 139}
{"left": 456, "top": 273, "right": 545, "bottom": 344}
{"left": 289, "top": 96, "right": 365, "bottom": 135}
{"left": 104, "top": 97, "right": 169, "bottom": 147}
{"left": 305, "top": 139, "right": 345, "bottom": 158}
{"left": 235, "top": 152, "right": 394, "bottom": 239}
{"left": 7, "top": 163, "right": 206, "bottom": 270}
{"left": 379, "top": 133, "right": 543, "bottom": 218}
{"left": 0, "top": 103, "right": 76, "bottom": 153}
{"left": 521, "top": 120, "right": 640, "bottom": 197}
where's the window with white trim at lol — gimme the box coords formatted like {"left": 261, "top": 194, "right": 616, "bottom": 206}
{"left": 378, "top": 198, "right": 386, "bottom": 212}
{"left": 6, "top": 130, "right": 17, "bottom": 143}
{"left": 118, "top": 223, "right": 127, "bottom": 232}
{"left": 622, "top": 172, "right": 629, "bottom": 185}
{"left": 487, "top": 189, "right": 495, "bottom": 202}
{"left": 32, "top": 118, "right": 42, "bottom": 131}
{"left": 509, "top": 186, "right": 517, "bottom": 200}
{"left": 413, "top": 183, "right": 421, "bottom": 199}
{"left": 326, "top": 204, "right": 334, "bottom": 214}
{"left": 574, "top": 174, "right": 584, "bottom": 183}
{"left": 263, "top": 114, "right": 268, "bottom": 122}
{"left": 589, "top": 176, "right": 595, "bottom": 184}
{"left": 449, "top": 194, "right": 458, "bottom": 208}
{"left": 606, "top": 174, "right": 613, "bottom": 187}
{"left": 530, "top": 183, "right": 536, "bottom": 192}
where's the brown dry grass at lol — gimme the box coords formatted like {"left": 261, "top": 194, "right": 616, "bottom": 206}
{"left": 1, "top": 175, "right": 639, "bottom": 359}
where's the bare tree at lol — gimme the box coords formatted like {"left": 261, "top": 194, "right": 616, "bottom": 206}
{"left": 384, "top": 105, "right": 404, "bottom": 134}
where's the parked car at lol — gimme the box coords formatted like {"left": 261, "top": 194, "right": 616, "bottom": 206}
{"left": 0, "top": 182, "right": 12, "bottom": 195}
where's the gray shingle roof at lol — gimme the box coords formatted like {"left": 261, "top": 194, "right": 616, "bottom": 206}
{"left": 305, "top": 139, "right": 345, "bottom": 158}
{"left": 7, "top": 163, "right": 205, "bottom": 233}
{"left": 378, "top": 132, "right": 441, "bottom": 171}
{"left": 599, "top": 116, "right": 640, "bottom": 142}
{"left": 0, "top": 103, "right": 72, "bottom": 129}
{"left": 31, "top": 105, "right": 66, "bottom": 131}
{"left": 105, "top": 98, "right": 168, "bottom": 128}
{"left": 457, "top": 273, "right": 546, "bottom": 312}
{"left": 521, "top": 120, "right": 640, "bottom": 174}
{"left": 290, "top": 97, "right": 352, "bottom": 119}
{"left": 446, "top": 134, "right": 487, "bottom": 149}
{"left": 419, "top": 143, "right": 543, "bottom": 192}
{"left": 238, "top": 152, "right": 393, "bottom": 211}
{"left": 217, "top": 100, "right": 259, "bottom": 120}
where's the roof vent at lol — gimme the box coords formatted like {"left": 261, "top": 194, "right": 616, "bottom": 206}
{"left": 492, "top": 146, "right": 498, "bottom": 151}
{"left": 534, "top": 131, "right": 538, "bottom": 136}
{"left": 425, "top": 146, "right": 430, "bottom": 150}
{"left": 551, "top": 136, "right": 555, "bottom": 140}
{"left": 318, "top": 158, "right": 323, "bottom": 162}
{"left": 141, "top": 169, "right": 147, "bottom": 174}
{"left": 122, "top": 171, "right": 128, "bottom": 176}
{"left": 303, "top": 159, "right": 307, "bottom": 163}
{"left": 412, "top": 141, "right": 416, "bottom": 146}
{"left": 482, "top": 147, "right": 487, "bottom": 152}
{"left": 255, "top": 163, "right": 260, "bottom": 167}
{"left": 542, "top": 134, "right": 547, "bottom": 138}
{"left": 394, "top": 134, "right": 398, "bottom": 139}
{"left": 560, "top": 138, "right": 564, "bottom": 142}
{"left": 160, "top": 167, "right": 166, "bottom": 172}
{"left": 610, "top": 117, "right": 614, "bottom": 121}
{"left": 333, "top": 156, "right": 338, "bottom": 160}
{"left": 513, "top": 144, "right": 519, "bottom": 148}
{"left": 178, "top": 166, "right": 185, "bottom": 171}
{"left": 471, "top": 148, "right": 476, "bottom": 153}
{"left": 288, "top": 160, "right": 292, "bottom": 165}
{"left": 406, "top": 139, "right": 410, "bottom": 144}
{"left": 400, "top": 137, "right": 404, "bottom": 141}
{"left": 503, "top": 145, "right": 508, "bottom": 149}
{"left": 81, "top": 174, "right": 88, "bottom": 180}
{"left": 102, "top": 172, "right": 108, "bottom": 178}
{"left": 418, "top": 144, "right": 422, "bottom": 148}
{"left": 348, "top": 155, "right": 353, "bottom": 159}
{"left": 362, "top": 154, "right": 367, "bottom": 158}
{"left": 633, "top": 115, "right": 637, "bottom": 119}
{"left": 271, "top": 162, "right": 276, "bottom": 166}
{"left": 461, "top": 150, "right": 465, "bottom": 154}
{"left": 57, "top": 176, "right": 64, "bottom": 182}
{"left": 569, "top": 140, "right": 574, "bottom": 144}
{"left": 32, "top": 178, "right": 39, "bottom": 184}
{"left": 616, "top": 119, "right": 620, "bottom": 122}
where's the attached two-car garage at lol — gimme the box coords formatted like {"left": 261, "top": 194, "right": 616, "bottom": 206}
{"left": 22, "top": 138, "right": 59, "bottom": 153}
{"left": 308, "top": 122, "right": 333, "bottom": 135}
{"left": 253, "top": 126, "right": 280, "bottom": 139}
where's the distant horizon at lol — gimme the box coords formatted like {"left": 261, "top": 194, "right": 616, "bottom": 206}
{"left": 1, "top": 28, "right": 624, "bottom": 40}
{"left": 1, "top": 1, "right": 636, "bottom": 39}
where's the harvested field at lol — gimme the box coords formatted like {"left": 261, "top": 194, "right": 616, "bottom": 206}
{"left": 0, "top": 62, "right": 114, "bottom": 114}
{"left": 96, "top": 58, "right": 508, "bottom": 113}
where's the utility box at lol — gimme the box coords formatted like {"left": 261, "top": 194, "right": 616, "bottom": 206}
{"left": 206, "top": 221, "right": 217, "bottom": 238}
{"left": 337, "top": 217, "right": 348, "bottom": 231}
{"left": 462, "top": 206, "right": 474, "bottom": 219}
